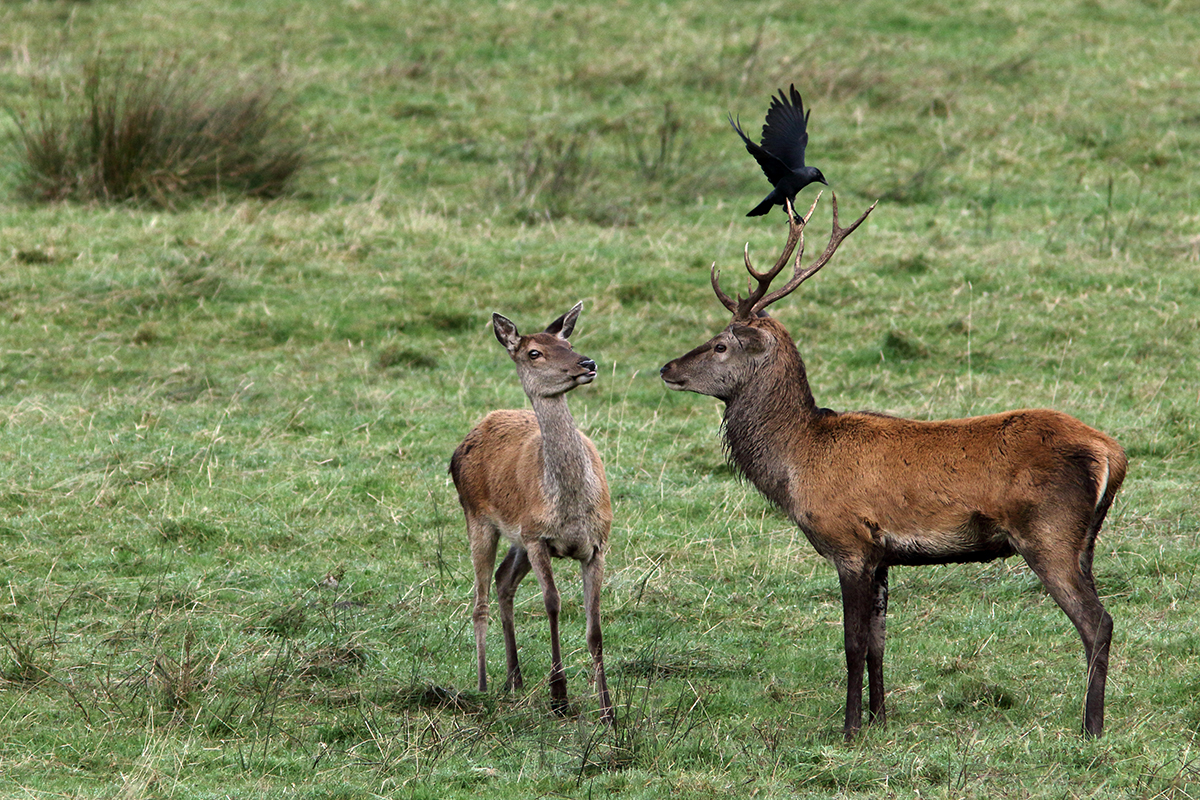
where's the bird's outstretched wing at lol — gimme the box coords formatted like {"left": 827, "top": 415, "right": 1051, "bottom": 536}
{"left": 729, "top": 113, "right": 792, "bottom": 185}
{"left": 759, "top": 85, "right": 810, "bottom": 171}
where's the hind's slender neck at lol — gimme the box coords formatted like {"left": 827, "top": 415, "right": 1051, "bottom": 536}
{"left": 529, "top": 393, "right": 596, "bottom": 516}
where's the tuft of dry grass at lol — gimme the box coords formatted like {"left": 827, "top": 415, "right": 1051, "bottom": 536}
{"left": 10, "top": 57, "right": 306, "bottom": 207}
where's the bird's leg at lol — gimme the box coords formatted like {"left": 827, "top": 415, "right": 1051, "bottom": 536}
{"left": 785, "top": 197, "right": 802, "bottom": 226}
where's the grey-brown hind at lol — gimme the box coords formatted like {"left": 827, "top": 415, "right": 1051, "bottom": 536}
{"left": 450, "top": 303, "right": 613, "bottom": 723}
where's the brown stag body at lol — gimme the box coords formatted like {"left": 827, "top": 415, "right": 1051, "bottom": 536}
{"left": 450, "top": 303, "right": 613, "bottom": 722}
{"left": 661, "top": 195, "right": 1125, "bottom": 739}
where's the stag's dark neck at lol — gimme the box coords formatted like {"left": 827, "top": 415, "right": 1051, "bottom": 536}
{"left": 721, "top": 339, "right": 820, "bottom": 507}
{"left": 529, "top": 393, "right": 596, "bottom": 518}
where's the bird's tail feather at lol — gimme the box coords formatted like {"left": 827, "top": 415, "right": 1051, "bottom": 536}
{"left": 747, "top": 196, "right": 775, "bottom": 217}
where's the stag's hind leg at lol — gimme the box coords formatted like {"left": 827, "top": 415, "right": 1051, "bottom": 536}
{"left": 495, "top": 544, "right": 533, "bottom": 692}
{"left": 1017, "top": 529, "right": 1112, "bottom": 737}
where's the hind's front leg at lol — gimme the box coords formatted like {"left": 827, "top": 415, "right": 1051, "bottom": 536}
{"left": 495, "top": 544, "right": 532, "bottom": 691}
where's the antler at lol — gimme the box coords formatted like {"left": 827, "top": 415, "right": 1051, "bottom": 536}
{"left": 712, "top": 192, "right": 878, "bottom": 321}
{"left": 710, "top": 194, "right": 817, "bottom": 315}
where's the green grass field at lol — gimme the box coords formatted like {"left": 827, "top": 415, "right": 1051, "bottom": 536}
{"left": 2, "top": 1, "right": 1199, "bottom": 797}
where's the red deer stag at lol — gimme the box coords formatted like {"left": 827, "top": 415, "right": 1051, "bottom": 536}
{"left": 660, "top": 194, "right": 1125, "bottom": 739}
{"left": 450, "top": 302, "right": 613, "bottom": 723}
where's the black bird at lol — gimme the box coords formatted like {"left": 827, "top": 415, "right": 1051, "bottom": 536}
{"left": 729, "top": 85, "right": 828, "bottom": 219}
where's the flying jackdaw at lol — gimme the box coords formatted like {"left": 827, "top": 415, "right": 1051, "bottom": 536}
{"left": 729, "top": 85, "right": 828, "bottom": 219}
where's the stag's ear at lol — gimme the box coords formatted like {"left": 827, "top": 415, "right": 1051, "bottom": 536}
{"left": 731, "top": 324, "right": 772, "bottom": 354}
{"left": 492, "top": 313, "right": 521, "bottom": 353}
{"left": 545, "top": 302, "right": 583, "bottom": 340}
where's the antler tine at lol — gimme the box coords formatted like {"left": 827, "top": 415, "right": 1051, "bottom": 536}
{"left": 742, "top": 196, "right": 810, "bottom": 281}
{"left": 749, "top": 192, "right": 879, "bottom": 317}
{"left": 733, "top": 197, "right": 814, "bottom": 319}
{"left": 710, "top": 262, "right": 738, "bottom": 313}
{"left": 802, "top": 193, "right": 879, "bottom": 281}
{"left": 798, "top": 192, "right": 823, "bottom": 226}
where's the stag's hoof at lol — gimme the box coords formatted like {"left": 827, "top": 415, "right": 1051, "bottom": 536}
{"left": 550, "top": 697, "right": 577, "bottom": 719}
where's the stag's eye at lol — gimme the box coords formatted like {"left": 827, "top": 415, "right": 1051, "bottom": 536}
{"left": 714, "top": 344, "right": 727, "bottom": 353}
{"left": 528, "top": 350, "right": 542, "bottom": 360}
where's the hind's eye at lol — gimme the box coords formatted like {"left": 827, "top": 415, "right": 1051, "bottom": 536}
{"left": 528, "top": 350, "right": 542, "bottom": 360}
{"left": 714, "top": 344, "right": 727, "bottom": 353}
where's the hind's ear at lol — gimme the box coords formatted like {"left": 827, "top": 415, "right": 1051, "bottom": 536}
{"left": 492, "top": 313, "right": 521, "bottom": 353}
{"left": 545, "top": 302, "right": 583, "bottom": 340}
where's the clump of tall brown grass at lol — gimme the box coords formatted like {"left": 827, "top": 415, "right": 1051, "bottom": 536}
{"left": 11, "top": 57, "right": 306, "bottom": 206}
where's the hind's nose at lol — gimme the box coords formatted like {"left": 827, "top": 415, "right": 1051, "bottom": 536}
{"left": 580, "top": 359, "right": 597, "bottom": 372}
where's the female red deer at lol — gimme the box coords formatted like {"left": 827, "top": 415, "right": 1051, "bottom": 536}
{"left": 660, "top": 195, "right": 1125, "bottom": 739}
{"left": 450, "top": 303, "right": 613, "bottom": 722}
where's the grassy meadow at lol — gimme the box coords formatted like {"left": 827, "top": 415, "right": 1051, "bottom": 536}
{"left": 1, "top": 0, "right": 1199, "bottom": 797}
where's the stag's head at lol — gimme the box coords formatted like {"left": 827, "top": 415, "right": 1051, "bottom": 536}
{"left": 660, "top": 193, "right": 876, "bottom": 401}
{"left": 494, "top": 302, "right": 598, "bottom": 399}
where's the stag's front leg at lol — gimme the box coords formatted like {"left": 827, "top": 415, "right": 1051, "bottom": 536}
{"left": 495, "top": 545, "right": 532, "bottom": 692}
{"left": 837, "top": 563, "right": 875, "bottom": 740}
{"left": 866, "top": 564, "right": 889, "bottom": 726}
{"left": 581, "top": 551, "right": 613, "bottom": 723}
{"left": 527, "top": 539, "right": 569, "bottom": 715}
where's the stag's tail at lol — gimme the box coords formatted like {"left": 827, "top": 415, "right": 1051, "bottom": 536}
{"left": 1090, "top": 438, "right": 1127, "bottom": 534}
